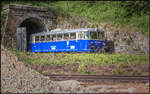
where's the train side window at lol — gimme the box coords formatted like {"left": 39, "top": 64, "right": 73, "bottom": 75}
{"left": 98, "top": 32, "right": 103, "bottom": 40}
{"left": 46, "top": 35, "right": 51, "bottom": 41}
{"left": 52, "top": 34, "right": 56, "bottom": 41}
{"left": 64, "top": 33, "right": 69, "bottom": 40}
{"left": 101, "top": 32, "right": 104, "bottom": 40}
{"left": 90, "top": 32, "right": 98, "bottom": 40}
{"left": 78, "top": 32, "right": 84, "bottom": 39}
{"left": 35, "top": 36, "right": 39, "bottom": 42}
{"left": 57, "top": 34, "right": 63, "bottom": 41}
{"left": 70, "top": 33, "right": 76, "bottom": 40}
{"left": 40, "top": 35, "right": 45, "bottom": 41}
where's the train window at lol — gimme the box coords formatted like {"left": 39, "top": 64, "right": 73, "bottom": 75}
{"left": 78, "top": 32, "right": 84, "bottom": 39}
{"left": 46, "top": 35, "right": 51, "bottom": 41}
{"left": 57, "top": 34, "right": 63, "bottom": 41}
{"left": 70, "top": 33, "right": 76, "bottom": 40}
{"left": 84, "top": 32, "right": 89, "bottom": 39}
{"left": 98, "top": 32, "right": 103, "bottom": 40}
{"left": 52, "top": 34, "right": 56, "bottom": 41}
{"left": 40, "top": 36, "right": 45, "bottom": 41}
{"left": 90, "top": 32, "right": 98, "bottom": 39}
{"left": 35, "top": 36, "right": 39, "bottom": 42}
{"left": 102, "top": 32, "right": 104, "bottom": 40}
{"left": 64, "top": 33, "right": 69, "bottom": 40}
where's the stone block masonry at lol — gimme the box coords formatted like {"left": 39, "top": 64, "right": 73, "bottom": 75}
{"left": 2, "top": 4, "right": 58, "bottom": 49}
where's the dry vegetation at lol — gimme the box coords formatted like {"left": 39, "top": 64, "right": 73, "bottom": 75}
{"left": 7, "top": 47, "right": 149, "bottom": 76}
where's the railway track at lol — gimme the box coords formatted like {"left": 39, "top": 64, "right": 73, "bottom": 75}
{"left": 45, "top": 74, "right": 149, "bottom": 83}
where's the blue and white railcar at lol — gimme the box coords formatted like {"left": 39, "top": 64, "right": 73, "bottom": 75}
{"left": 29, "top": 28, "right": 105, "bottom": 52}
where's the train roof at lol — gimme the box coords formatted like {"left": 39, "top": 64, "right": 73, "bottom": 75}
{"left": 31, "top": 28, "right": 104, "bottom": 36}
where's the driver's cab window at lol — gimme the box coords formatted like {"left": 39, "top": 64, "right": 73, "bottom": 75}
{"left": 90, "top": 32, "right": 98, "bottom": 40}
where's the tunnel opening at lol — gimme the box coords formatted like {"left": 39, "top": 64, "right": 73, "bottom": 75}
{"left": 19, "top": 17, "right": 46, "bottom": 51}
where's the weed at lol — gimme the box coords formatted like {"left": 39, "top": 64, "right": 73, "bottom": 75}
{"left": 7, "top": 48, "right": 149, "bottom": 68}
{"left": 78, "top": 63, "right": 88, "bottom": 74}
{"left": 114, "top": 68, "right": 124, "bottom": 75}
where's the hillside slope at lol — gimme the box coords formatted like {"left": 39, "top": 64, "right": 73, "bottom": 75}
{"left": 1, "top": 1, "right": 149, "bottom": 34}
{"left": 51, "top": 1, "right": 149, "bottom": 34}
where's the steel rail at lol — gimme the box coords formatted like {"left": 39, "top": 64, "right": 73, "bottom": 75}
{"left": 45, "top": 74, "right": 149, "bottom": 82}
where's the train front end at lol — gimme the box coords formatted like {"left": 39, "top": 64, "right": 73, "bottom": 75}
{"left": 88, "top": 40, "right": 105, "bottom": 53}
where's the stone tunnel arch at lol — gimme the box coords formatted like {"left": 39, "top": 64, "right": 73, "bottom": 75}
{"left": 17, "top": 17, "right": 47, "bottom": 51}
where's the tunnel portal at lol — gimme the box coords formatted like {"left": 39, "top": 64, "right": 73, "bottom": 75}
{"left": 18, "top": 17, "right": 46, "bottom": 51}
{"left": 3, "top": 4, "right": 57, "bottom": 52}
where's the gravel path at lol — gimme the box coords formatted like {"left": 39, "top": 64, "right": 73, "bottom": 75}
{"left": 1, "top": 45, "right": 93, "bottom": 93}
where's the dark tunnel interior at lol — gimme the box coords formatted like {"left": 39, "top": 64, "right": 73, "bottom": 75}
{"left": 19, "top": 17, "right": 46, "bottom": 51}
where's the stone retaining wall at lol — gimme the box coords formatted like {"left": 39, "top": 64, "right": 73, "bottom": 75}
{"left": 56, "top": 15, "right": 149, "bottom": 54}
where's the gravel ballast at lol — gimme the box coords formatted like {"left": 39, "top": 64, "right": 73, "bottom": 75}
{"left": 1, "top": 45, "right": 93, "bottom": 93}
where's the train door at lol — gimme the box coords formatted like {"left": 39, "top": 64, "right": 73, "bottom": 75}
{"left": 16, "top": 27, "right": 27, "bottom": 52}
{"left": 69, "top": 32, "right": 77, "bottom": 52}
{"left": 51, "top": 34, "right": 56, "bottom": 52}
{"left": 77, "top": 32, "right": 85, "bottom": 51}
{"left": 64, "top": 33, "right": 70, "bottom": 51}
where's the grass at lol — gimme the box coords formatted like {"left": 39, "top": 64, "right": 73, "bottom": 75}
{"left": 7, "top": 48, "right": 149, "bottom": 67}
{"left": 6, "top": 47, "right": 149, "bottom": 75}
{"left": 50, "top": 1, "right": 149, "bottom": 34}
